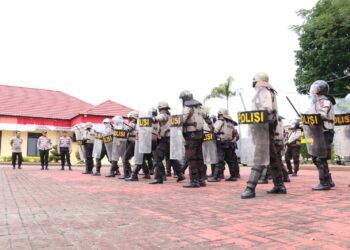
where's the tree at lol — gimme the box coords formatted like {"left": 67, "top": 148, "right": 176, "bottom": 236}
{"left": 204, "top": 76, "right": 236, "bottom": 109}
{"left": 292, "top": 0, "right": 350, "bottom": 96}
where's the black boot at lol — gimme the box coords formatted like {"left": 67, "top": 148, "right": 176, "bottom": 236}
{"left": 267, "top": 177, "right": 287, "bottom": 194}
{"left": 208, "top": 167, "right": 221, "bottom": 182}
{"left": 225, "top": 166, "right": 238, "bottom": 181}
{"left": 93, "top": 171, "right": 101, "bottom": 176}
{"left": 183, "top": 177, "right": 200, "bottom": 188}
{"left": 149, "top": 179, "right": 163, "bottom": 184}
{"left": 292, "top": 172, "right": 298, "bottom": 176}
{"left": 115, "top": 167, "right": 121, "bottom": 175}
{"left": 286, "top": 161, "right": 293, "bottom": 174}
{"left": 312, "top": 183, "right": 330, "bottom": 191}
{"left": 241, "top": 187, "right": 256, "bottom": 199}
{"left": 126, "top": 165, "right": 142, "bottom": 181}
{"left": 82, "top": 167, "right": 91, "bottom": 174}
{"left": 106, "top": 165, "right": 116, "bottom": 177}
{"left": 61, "top": 166, "right": 64, "bottom": 170}
{"left": 328, "top": 173, "right": 335, "bottom": 188}
{"left": 68, "top": 166, "right": 72, "bottom": 171}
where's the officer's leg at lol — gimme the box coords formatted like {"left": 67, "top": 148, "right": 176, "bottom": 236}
{"left": 208, "top": 144, "right": 224, "bottom": 182}
{"left": 125, "top": 155, "right": 144, "bottom": 181}
{"left": 258, "top": 166, "right": 268, "bottom": 184}
{"left": 241, "top": 165, "right": 264, "bottom": 199}
{"left": 60, "top": 148, "right": 65, "bottom": 170}
{"left": 267, "top": 138, "right": 287, "bottom": 194}
{"left": 183, "top": 138, "right": 201, "bottom": 188}
{"left": 165, "top": 157, "right": 172, "bottom": 177}
{"left": 18, "top": 153, "right": 23, "bottom": 169}
{"left": 120, "top": 142, "right": 134, "bottom": 179}
{"left": 94, "top": 145, "right": 106, "bottom": 175}
{"left": 149, "top": 142, "right": 165, "bottom": 184}
{"left": 285, "top": 146, "right": 293, "bottom": 174}
{"left": 65, "top": 150, "right": 72, "bottom": 170}
{"left": 12, "top": 152, "right": 16, "bottom": 169}
{"left": 106, "top": 161, "right": 117, "bottom": 177}
{"left": 312, "top": 157, "right": 330, "bottom": 190}
{"left": 39, "top": 150, "right": 45, "bottom": 170}
{"left": 293, "top": 145, "right": 301, "bottom": 175}
{"left": 225, "top": 144, "right": 238, "bottom": 181}
{"left": 44, "top": 150, "right": 49, "bottom": 170}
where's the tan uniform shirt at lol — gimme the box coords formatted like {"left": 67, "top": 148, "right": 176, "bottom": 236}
{"left": 83, "top": 129, "right": 96, "bottom": 144}
{"left": 253, "top": 87, "right": 278, "bottom": 121}
{"left": 37, "top": 136, "right": 52, "bottom": 150}
{"left": 58, "top": 136, "right": 72, "bottom": 150}
{"left": 10, "top": 137, "right": 23, "bottom": 153}
{"left": 214, "top": 119, "right": 236, "bottom": 141}
{"left": 182, "top": 106, "right": 204, "bottom": 133}
{"left": 155, "top": 111, "right": 170, "bottom": 138}
{"left": 310, "top": 95, "right": 335, "bottom": 130}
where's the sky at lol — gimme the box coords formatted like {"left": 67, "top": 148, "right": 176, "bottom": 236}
{"left": 0, "top": 0, "right": 319, "bottom": 122}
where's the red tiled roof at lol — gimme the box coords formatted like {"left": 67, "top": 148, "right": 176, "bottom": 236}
{"left": 82, "top": 100, "right": 133, "bottom": 117}
{"left": 0, "top": 85, "right": 93, "bottom": 119}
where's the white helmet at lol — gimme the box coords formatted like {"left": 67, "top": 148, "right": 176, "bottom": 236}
{"left": 103, "top": 118, "right": 111, "bottom": 124}
{"left": 112, "top": 116, "right": 124, "bottom": 125}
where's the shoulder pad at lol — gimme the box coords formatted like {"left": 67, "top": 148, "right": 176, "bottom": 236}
{"left": 184, "top": 99, "right": 202, "bottom": 107}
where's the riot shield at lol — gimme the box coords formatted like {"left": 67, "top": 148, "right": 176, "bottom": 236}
{"left": 92, "top": 132, "right": 103, "bottom": 159}
{"left": 333, "top": 99, "right": 350, "bottom": 161}
{"left": 112, "top": 127, "right": 127, "bottom": 162}
{"left": 133, "top": 135, "right": 144, "bottom": 165}
{"left": 138, "top": 117, "right": 152, "bottom": 154}
{"left": 170, "top": 114, "right": 184, "bottom": 160}
{"left": 300, "top": 113, "right": 327, "bottom": 158}
{"left": 202, "top": 131, "right": 218, "bottom": 164}
{"left": 74, "top": 127, "right": 86, "bottom": 161}
{"left": 237, "top": 110, "right": 270, "bottom": 166}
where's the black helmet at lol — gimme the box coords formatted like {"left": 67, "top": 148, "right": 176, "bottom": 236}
{"left": 310, "top": 80, "right": 329, "bottom": 96}
{"left": 179, "top": 90, "right": 193, "bottom": 102}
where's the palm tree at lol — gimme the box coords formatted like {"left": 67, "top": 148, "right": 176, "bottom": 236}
{"left": 204, "top": 76, "right": 235, "bottom": 110}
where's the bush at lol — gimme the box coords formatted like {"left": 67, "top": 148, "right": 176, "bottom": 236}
{"left": 49, "top": 145, "right": 60, "bottom": 163}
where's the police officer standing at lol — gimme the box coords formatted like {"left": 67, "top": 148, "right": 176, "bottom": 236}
{"left": 10, "top": 131, "right": 23, "bottom": 169}
{"left": 241, "top": 73, "right": 287, "bottom": 199}
{"left": 307, "top": 80, "right": 336, "bottom": 190}
{"left": 58, "top": 131, "right": 72, "bottom": 171}
{"left": 179, "top": 91, "right": 212, "bottom": 188}
{"left": 82, "top": 122, "right": 95, "bottom": 174}
{"left": 208, "top": 108, "right": 239, "bottom": 182}
{"left": 94, "top": 118, "right": 113, "bottom": 176}
{"left": 148, "top": 102, "right": 185, "bottom": 184}
{"left": 120, "top": 111, "right": 138, "bottom": 179}
{"left": 37, "top": 131, "right": 52, "bottom": 170}
{"left": 285, "top": 119, "right": 302, "bottom": 176}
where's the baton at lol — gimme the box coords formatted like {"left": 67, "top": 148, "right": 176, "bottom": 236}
{"left": 286, "top": 96, "right": 301, "bottom": 117}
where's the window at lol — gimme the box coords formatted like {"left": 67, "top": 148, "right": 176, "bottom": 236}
{"left": 0, "top": 131, "right": 2, "bottom": 155}
{"left": 27, "top": 133, "right": 41, "bottom": 156}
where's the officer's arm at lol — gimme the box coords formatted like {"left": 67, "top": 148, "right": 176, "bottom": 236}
{"left": 182, "top": 107, "right": 192, "bottom": 123}
{"left": 214, "top": 120, "right": 223, "bottom": 134}
{"left": 154, "top": 113, "right": 168, "bottom": 123}
{"left": 10, "top": 138, "right": 13, "bottom": 146}
{"left": 233, "top": 128, "right": 239, "bottom": 142}
{"left": 203, "top": 114, "right": 213, "bottom": 131}
{"left": 256, "top": 89, "right": 273, "bottom": 113}
{"left": 318, "top": 99, "right": 332, "bottom": 120}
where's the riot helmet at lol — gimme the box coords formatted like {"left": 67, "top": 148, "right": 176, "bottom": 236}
{"left": 217, "top": 108, "right": 228, "bottom": 117}
{"left": 85, "top": 122, "right": 93, "bottom": 129}
{"left": 252, "top": 72, "right": 269, "bottom": 87}
{"left": 290, "top": 119, "right": 300, "bottom": 129}
{"left": 103, "top": 118, "right": 111, "bottom": 124}
{"left": 309, "top": 80, "right": 329, "bottom": 96}
{"left": 112, "top": 116, "right": 124, "bottom": 126}
{"left": 179, "top": 90, "right": 193, "bottom": 102}
{"left": 127, "top": 110, "right": 139, "bottom": 120}
{"left": 345, "top": 93, "right": 350, "bottom": 102}
{"left": 157, "top": 101, "right": 170, "bottom": 110}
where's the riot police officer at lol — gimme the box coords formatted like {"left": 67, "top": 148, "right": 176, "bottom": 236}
{"left": 241, "top": 73, "right": 287, "bottom": 199}
{"left": 82, "top": 122, "right": 95, "bottom": 174}
{"left": 307, "top": 80, "right": 336, "bottom": 190}
{"left": 208, "top": 108, "right": 239, "bottom": 182}
{"left": 149, "top": 101, "right": 185, "bottom": 184}
{"left": 179, "top": 91, "right": 212, "bottom": 188}
{"left": 93, "top": 118, "right": 113, "bottom": 176}
{"left": 285, "top": 119, "right": 302, "bottom": 176}
{"left": 120, "top": 111, "right": 138, "bottom": 179}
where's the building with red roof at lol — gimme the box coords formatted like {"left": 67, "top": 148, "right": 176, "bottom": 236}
{"left": 0, "top": 85, "right": 133, "bottom": 162}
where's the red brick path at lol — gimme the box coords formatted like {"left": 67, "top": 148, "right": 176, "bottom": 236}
{"left": 1, "top": 165, "right": 350, "bottom": 249}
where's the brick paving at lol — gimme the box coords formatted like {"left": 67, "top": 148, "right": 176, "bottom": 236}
{"left": 1, "top": 164, "right": 350, "bottom": 250}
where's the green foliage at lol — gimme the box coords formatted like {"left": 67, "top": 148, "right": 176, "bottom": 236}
{"left": 293, "top": 0, "right": 350, "bottom": 96}
{"left": 1, "top": 156, "right": 40, "bottom": 162}
{"left": 300, "top": 143, "right": 311, "bottom": 163}
{"left": 49, "top": 145, "right": 60, "bottom": 163}
{"left": 204, "top": 76, "right": 236, "bottom": 109}
{"left": 75, "top": 150, "right": 81, "bottom": 161}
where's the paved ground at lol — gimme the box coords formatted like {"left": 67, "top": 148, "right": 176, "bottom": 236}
{"left": 1, "top": 165, "right": 350, "bottom": 250}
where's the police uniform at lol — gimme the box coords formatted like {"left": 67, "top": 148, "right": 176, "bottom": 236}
{"left": 180, "top": 92, "right": 212, "bottom": 188}
{"left": 241, "top": 73, "right": 287, "bottom": 199}
{"left": 309, "top": 88, "right": 335, "bottom": 190}
{"left": 82, "top": 128, "right": 95, "bottom": 174}
{"left": 143, "top": 119, "right": 159, "bottom": 176}
{"left": 94, "top": 125, "right": 113, "bottom": 176}
{"left": 10, "top": 135, "right": 23, "bottom": 169}
{"left": 58, "top": 135, "right": 72, "bottom": 170}
{"left": 37, "top": 134, "right": 52, "bottom": 170}
{"left": 149, "top": 107, "right": 185, "bottom": 184}
{"left": 120, "top": 119, "right": 137, "bottom": 179}
{"left": 208, "top": 114, "right": 239, "bottom": 182}
{"left": 285, "top": 127, "right": 302, "bottom": 176}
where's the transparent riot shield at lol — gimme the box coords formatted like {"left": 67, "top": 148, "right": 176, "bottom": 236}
{"left": 92, "top": 132, "right": 103, "bottom": 159}
{"left": 74, "top": 127, "right": 86, "bottom": 161}
{"left": 170, "top": 114, "right": 184, "bottom": 160}
{"left": 202, "top": 132, "right": 218, "bottom": 164}
{"left": 138, "top": 117, "right": 152, "bottom": 154}
{"left": 133, "top": 135, "right": 144, "bottom": 165}
{"left": 112, "top": 128, "right": 127, "bottom": 162}
{"left": 301, "top": 114, "right": 327, "bottom": 158}
{"left": 238, "top": 110, "right": 270, "bottom": 166}
{"left": 334, "top": 99, "right": 350, "bottom": 161}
